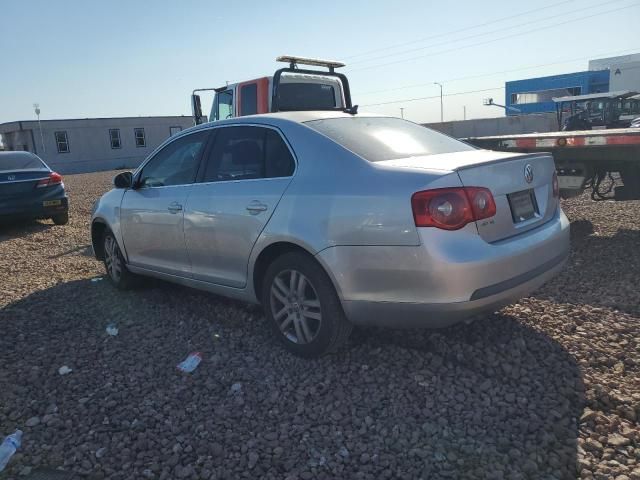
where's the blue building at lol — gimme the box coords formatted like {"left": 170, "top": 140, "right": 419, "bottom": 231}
{"left": 505, "top": 70, "right": 610, "bottom": 115}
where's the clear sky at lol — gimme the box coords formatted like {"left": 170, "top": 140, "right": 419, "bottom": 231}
{"left": 1, "top": 0, "right": 638, "bottom": 125}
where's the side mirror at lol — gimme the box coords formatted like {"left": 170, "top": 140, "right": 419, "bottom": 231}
{"left": 113, "top": 171, "right": 133, "bottom": 189}
{"left": 191, "top": 94, "right": 203, "bottom": 125}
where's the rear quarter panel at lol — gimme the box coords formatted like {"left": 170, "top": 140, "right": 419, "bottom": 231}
{"left": 254, "top": 120, "right": 461, "bottom": 253}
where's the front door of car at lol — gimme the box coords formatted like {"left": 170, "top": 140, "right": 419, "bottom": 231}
{"left": 120, "top": 130, "right": 211, "bottom": 277}
{"left": 184, "top": 125, "right": 296, "bottom": 287}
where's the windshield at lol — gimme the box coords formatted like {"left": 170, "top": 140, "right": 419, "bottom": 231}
{"left": 278, "top": 83, "right": 337, "bottom": 111}
{"left": 0, "top": 153, "right": 47, "bottom": 171}
{"left": 305, "top": 117, "right": 475, "bottom": 162}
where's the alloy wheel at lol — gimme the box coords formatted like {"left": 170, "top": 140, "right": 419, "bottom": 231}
{"left": 270, "top": 269, "right": 322, "bottom": 344}
{"left": 104, "top": 235, "right": 122, "bottom": 283}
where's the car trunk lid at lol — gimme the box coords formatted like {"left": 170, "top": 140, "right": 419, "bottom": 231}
{"left": 0, "top": 169, "right": 51, "bottom": 198}
{"left": 378, "top": 150, "right": 558, "bottom": 242}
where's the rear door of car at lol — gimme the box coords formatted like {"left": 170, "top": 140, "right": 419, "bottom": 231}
{"left": 119, "top": 130, "right": 211, "bottom": 277}
{"left": 183, "top": 125, "right": 296, "bottom": 287}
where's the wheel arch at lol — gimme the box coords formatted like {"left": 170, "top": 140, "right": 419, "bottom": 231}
{"left": 251, "top": 241, "right": 343, "bottom": 302}
{"left": 91, "top": 218, "right": 109, "bottom": 260}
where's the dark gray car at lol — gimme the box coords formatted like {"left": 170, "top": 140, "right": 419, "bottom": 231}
{"left": 0, "top": 151, "right": 69, "bottom": 225}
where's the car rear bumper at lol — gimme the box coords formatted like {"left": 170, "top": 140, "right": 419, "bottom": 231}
{"left": 316, "top": 208, "right": 570, "bottom": 328}
{"left": 341, "top": 253, "right": 567, "bottom": 327}
{"left": 0, "top": 194, "right": 68, "bottom": 221}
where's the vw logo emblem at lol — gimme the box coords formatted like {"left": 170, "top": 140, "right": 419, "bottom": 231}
{"left": 524, "top": 164, "right": 534, "bottom": 184}
{"left": 7, "top": 175, "right": 16, "bottom": 181}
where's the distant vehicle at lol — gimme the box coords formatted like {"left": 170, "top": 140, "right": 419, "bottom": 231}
{"left": 91, "top": 111, "right": 569, "bottom": 357}
{"left": 554, "top": 90, "right": 640, "bottom": 131}
{"left": 0, "top": 151, "right": 69, "bottom": 225}
{"left": 467, "top": 92, "right": 640, "bottom": 202}
{"left": 190, "top": 55, "right": 354, "bottom": 125}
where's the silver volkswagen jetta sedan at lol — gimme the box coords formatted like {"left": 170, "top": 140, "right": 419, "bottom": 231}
{"left": 91, "top": 112, "right": 570, "bottom": 357}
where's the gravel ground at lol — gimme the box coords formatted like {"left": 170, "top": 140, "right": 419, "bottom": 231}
{"left": 0, "top": 171, "right": 638, "bottom": 480}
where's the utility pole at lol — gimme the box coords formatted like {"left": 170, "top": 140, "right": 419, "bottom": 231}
{"left": 33, "top": 103, "right": 45, "bottom": 153}
{"left": 463, "top": 105, "right": 466, "bottom": 120}
{"left": 433, "top": 82, "right": 443, "bottom": 122}
{"left": 400, "top": 107, "right": 405, "bottom": 119}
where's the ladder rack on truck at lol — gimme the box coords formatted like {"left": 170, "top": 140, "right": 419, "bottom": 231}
{"left": 465, "top": 128, "right": 640, "bottom": 201}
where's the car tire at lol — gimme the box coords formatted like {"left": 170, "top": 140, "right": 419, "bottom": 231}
{"left": 261, "top": 252, "right": 352, "bottom": 358}
{"left": 103, "top": 229, "right": 137, "bottom": 290}
{"left": 52, "top": 212, "right": 69, "bottom": 225}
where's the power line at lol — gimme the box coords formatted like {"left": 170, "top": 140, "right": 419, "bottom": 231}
{"left": 340, "top": 0, "right": 576, "bottom": 61}
{"left": 361, "top": 87, "right": 505, "bottom": 107}
{"left": 347, "top": 0, "right": 627, "bottom": 67}
{"left": 348, "top": 3, "right": 639, "bottom": 73}
{"left": 357, "top": 46, "right": 640, "bottom": 97}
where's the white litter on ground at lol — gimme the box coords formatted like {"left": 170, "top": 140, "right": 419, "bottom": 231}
{"left": 105, "top": 324, "right": 118, "bottom": 336}
{"left": 58, "top": 366, "right": 72, "bottom": 375}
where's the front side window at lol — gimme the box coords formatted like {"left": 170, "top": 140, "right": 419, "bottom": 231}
{"left": 134, "top": 128, "right": 146, "bottom": 147}
{"left": 202, "top": 126, "right": 294, "bottom": 182}
{"left": 305, "top": 117, "right": 474, "bottom": 162}
{"left": 138, "top": 131, "right": 209, "bottom": 187}
{"left": 215, "top": 90, "right": 233, "bottom": 121}
{"left": 55, "top": 131, "right": 69, "bottom": 153}
{"left": 109, "top": 129, "right": 121, "bottom": 149}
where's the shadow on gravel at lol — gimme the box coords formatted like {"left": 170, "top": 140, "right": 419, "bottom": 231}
{"left": 0, "top": 219, "right": 52, "bottom": 241}
{"left": 1, "top": 277, "right": 584, "bottom": 479}
{"left": 536, "top": 219, "right": 640, "bottom": 316}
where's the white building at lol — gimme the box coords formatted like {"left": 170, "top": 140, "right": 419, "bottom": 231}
{"left": 0, "top": 116, "right": 197, "bottom": 173}
{"left": 589, "top": 53, "right": 640, "bottom": 92}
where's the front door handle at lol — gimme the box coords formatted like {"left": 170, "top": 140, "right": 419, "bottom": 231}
{"left": 246, "top": 201, "right": 268, "bottom": 214}
{"left": 167, "top": 202, "right": 183, "bottom": 214}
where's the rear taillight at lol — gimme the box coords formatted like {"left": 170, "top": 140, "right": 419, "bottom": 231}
{"left": 552, "top": 171, "right": 559, "bottom": 198}
{"left": 36, "top": 172, "right": 63, "bottom": 188}
{"left": 411, "top": 187, "right": 496, "bottom": 230}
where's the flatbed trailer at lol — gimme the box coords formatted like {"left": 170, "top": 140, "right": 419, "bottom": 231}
{"left": 465, "top": 128, "right": 640, "bottom": 201}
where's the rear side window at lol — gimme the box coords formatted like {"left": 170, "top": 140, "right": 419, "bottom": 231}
{"left": 240, "top": 83, "right": 258, "bottom": 116}
{"left": 278, "top": 83, "right": 336, "bottom": 111}
{"left": 305, "top": 117, "right": 475, "bottom": 162}
{"left": 202, "top": 126, "right": 294, "bottom": 182}
{"left": 0, "top": 154, "right": 46, "bottom": 171}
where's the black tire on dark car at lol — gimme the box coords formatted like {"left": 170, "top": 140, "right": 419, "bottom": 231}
{"left": 262, "top": 251, "right": 352, "bottom": 358}
{"left": 102, "top": 229, "right": 137, "bottom": 290}
{"left": 52, "top": 212, "right": 69, "bottom": 225}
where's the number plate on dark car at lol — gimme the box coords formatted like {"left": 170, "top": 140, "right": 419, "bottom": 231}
{"left": 508, "top": 189, "right": 538, "bottom": 223}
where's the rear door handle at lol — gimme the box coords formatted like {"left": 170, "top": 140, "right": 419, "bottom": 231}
{"left": 246, "top": 201, "right": 268, "bottom": 214}
{"left": 167, "top": 202, "right": 183, "bottom": 214}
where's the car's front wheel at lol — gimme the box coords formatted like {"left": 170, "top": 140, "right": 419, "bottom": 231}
{"left": 103, "top": 230, "right": 137, "bottom": 289}
{"left": 262, "top": 252, "right": 352, "bottom": 357}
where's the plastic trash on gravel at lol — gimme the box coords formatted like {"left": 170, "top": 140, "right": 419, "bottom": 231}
{"left": 58, "top": 366, "right": 72, "bottom": 375}
{"left": 176, "top": 352, "right": 202, "bottom": 373}
{"left": 105, "top": 324, "right": 118, "bottom": 336}
{"left": 0, "top": 430, "right": 22, "bottom": 472}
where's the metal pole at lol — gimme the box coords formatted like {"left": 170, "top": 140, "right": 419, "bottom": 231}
{"left": 463, "top": 105, "right": 466, "bottom": 120}
{"left": 400, "top": 107, "right": 404, "bottom": 119}
{"left": 34, "top": 104, "right": 45, "bottom": 153}
{"left": 434, "top": 82, "right": 443, "bottom": 122}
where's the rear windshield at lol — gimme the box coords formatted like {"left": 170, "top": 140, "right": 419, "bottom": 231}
{"left": 305, "top": 117, "right": 475, "bottom": 162}
{"left": 278, "top": 83, "right": 336, "bottom": 111}
{"left": 0, "top": 154, "right": 47, "bottom": 171}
